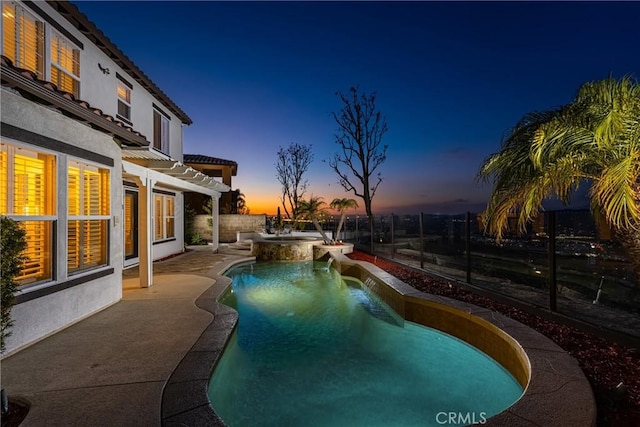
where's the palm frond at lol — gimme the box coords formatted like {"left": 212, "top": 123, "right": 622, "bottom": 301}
{"left": 591, "top": 152, "right": 640, "bottom": 229}
{"left": 478, "top": 75, "right": 640, "bottom": 239}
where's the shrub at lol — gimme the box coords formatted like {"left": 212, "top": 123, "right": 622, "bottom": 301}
{"left": 189, "top": 233, "right": 206, "bottom": 246}
{"left": 1, "top": 217, "right": 27, "bottom": 353}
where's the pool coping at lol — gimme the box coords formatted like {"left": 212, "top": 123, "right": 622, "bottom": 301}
{"left": 161, "top": 254, "right": 597, "bottom": 426}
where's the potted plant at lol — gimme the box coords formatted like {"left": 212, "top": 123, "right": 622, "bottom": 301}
{"left": 1, "top": 216, "right": 27, "bottom": 423}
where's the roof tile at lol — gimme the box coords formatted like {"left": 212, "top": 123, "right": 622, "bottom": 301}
{"left": 1, "top": 54, "right": 149, "bottom": 146}
{"left": 183, "top": 154, "right": 238, "bottom": 166}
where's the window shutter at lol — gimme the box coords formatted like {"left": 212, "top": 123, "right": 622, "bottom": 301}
{"left": 68, "top": 166, "right": 81, "bottom": 215}
{"left": 83, "top": 220, "right": 105, "bottom": 267}
{"left": 83, "top": 169, "right": 100, "bottom": 216}
{"left": 154, "top": 195, "right": 163, "bottom": 239}
{"left": 2, "top": 143, "right": 55, "bottom": 284}
{"left": 67, "top": 219, "right": 80, "bottom": 271}
{"left": 51, "top": 32, "right": 80, "bottom": 97}
{"left": 67, "top": 162, "right": 110, "bottom": 274}
{"left": 2, "top": 3, "right": 17, "bottom": 64}
{"left": 165, "top": 196, "right": 175, "bottom": 238}
{"left": 19, "top": 220, "right": 51, "bottom": 282}
{"left": 100, "top": 169, "right": 110, "bottom": 215}
{"left": 0, "top": 148, "right": 7, "bottom": 214}
{"left": 14, "top": 152, "right": 48, "bottom": 215}
{"left": 17, "top": 6, "right": 44, "bottom": 79}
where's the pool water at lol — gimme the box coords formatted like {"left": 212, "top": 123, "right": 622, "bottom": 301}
{"left": 208, "top": 261, "right": 523, "bottom": 426}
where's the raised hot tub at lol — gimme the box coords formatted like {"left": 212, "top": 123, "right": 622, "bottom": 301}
{"left": 251, "top": 236, "right": 325, "bottom": 261}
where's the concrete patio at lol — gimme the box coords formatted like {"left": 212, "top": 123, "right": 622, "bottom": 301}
{"left": 0, "top": 243, "right": 597, "bottom": 427}
{"left": 1, "top": 245, "right": 252, "bottom": 426}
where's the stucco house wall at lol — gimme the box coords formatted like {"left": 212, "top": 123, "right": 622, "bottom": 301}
{"left": 1, "top": 0, "right": 229, "bottom": 355}
{"left": 10, "top": 1, "right": 186, "bottom": 151}
{"left": 2, "top": 89, "right": 123, "bottom": 355}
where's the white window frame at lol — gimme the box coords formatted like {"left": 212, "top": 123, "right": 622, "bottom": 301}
{"left": 1, "top": 1, "right": 45, "bottom": 79}
{"left": 1, "top": 140, "right": 57, "bottom": 286}
{"left": 67, "top": 159, "right": 110, "bottom": 274}
{"left": 116, "top": 77, "right": 132, "bottom": 123}
{"left": 49, "top": 29, "right": 81, "bottom": 98}
{"left": 153, "top": 108, "right": 170, "bottom": 154}
{"left": 153, "top": 192, "right": 175, "bottom": 242}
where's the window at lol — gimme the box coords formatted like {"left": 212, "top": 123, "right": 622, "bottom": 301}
{"left": 2, "top": 1, "right": 45, "bottom": 79}
{"left": 123, "top": 190, "right": 137, "bottom": 259}
{"left": 50, "top": 31, "right": 80, "bottom": 97}
{"left": 2, "top": 3, "right": 81, "bottom": 96}
{"left": 0, "top": 142, "right": 56, "bottom": 284}
{"left": 154, "top": 195, "right": 163, "bottom": 240}
{"left": 166, "top": 196, "right": 175, "bottom": 238}
{"left": 117, "top": 81, "right": 131, "bottom": 122}
{"left": 153, "top": 109, "right": 170, "bottom": 154}
{"left": 67, "top": 160, "right": 110, "bottom": 274}
{"left": 154, "top": 193, "right": 175, "bottom": 241}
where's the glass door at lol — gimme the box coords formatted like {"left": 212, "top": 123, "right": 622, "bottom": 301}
{"left": 124, "top": 190, "right": 138, "bottom": 264}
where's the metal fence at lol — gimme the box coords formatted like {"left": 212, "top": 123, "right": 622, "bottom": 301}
{"left": 331, "top": 210, "right": 639, "bottom": 341}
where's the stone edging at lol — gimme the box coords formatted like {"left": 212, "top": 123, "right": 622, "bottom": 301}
{"left": 160, "top": 258, "right": 246, "bottom": 426}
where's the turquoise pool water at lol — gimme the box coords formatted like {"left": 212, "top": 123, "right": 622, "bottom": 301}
{"left": 208, "top": 261, "right": 523, "bottom": 426}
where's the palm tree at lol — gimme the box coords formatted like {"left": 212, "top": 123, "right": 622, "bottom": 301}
{"left": 236, "top": 190, "right": 250, "bottom": 215}
{"left": 330, "top": 198, "right": 359, "bottom": 243}
{"left": 477, "top": 75, "right": 640, "bottom": 280}
{"left": 297, "top": 196, "right": 332, "bottom": 244}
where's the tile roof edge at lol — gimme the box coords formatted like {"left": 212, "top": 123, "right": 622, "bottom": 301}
{"left": 48, "top": 0, "right": 193, "bottom": 125}
{"left": 183, "top": 154, "right": 238, "bottom": 165}
{"left": 1, "top": 54, "right": 150, "bottom": 147}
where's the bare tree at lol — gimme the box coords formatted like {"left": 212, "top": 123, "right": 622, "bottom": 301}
{"left": 330, "top": 86, "right": 388, "bottom": 248}
{"left": 276, "top": 143, "right": 313, "bottom": 221}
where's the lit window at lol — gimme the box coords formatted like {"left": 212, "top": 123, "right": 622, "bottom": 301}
{"left": 117, "top": 81, "right": 131, "bottom": 121}
{"left": 154, "top": 195, "right": 163, "bottom": 240}
{"left": 50, "top": 31, "right": 80, "bottom": 97}
{"left": 2, "top": 1, "right": 44, "bottom": 79}
{"left": 0, "top": 148, "right": 7, "bottom": 215}
{"left": 153, "top": 109, "right": 170, "bottom": 154}
{"left": 0, "top": 142, "right": 56, "bottom": 284}
{"left": 166, "top": 196, "right": 175, "bottom": 238}
{"left": 67, "top": 160, "right": 110, "bottom": 274}
{"left": 154, "top": 193, "right": 175, "bottom": 241}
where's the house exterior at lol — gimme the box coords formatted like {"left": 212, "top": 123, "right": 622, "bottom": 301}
{"left": 1, "top": 0, "right": 229, "bottom": 355}
{"left": 183, "top": 154, "right": 238, "bottom": 214}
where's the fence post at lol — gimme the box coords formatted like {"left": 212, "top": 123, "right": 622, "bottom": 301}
{"left": 370, "top": 215, "right": 375, "bottom": 254}
{"left": 466, "top": 212, "right": 471, "bottom": 283}
{"left": 331, "top": 216, "right": 336, "bottom": 242}
{"left": 419, "top": 212, "right": 424, "bottom": 269}
{"left": 391, "top": 213, "right": 395, "bottom": 259}
{"left": 548, "top": 211, "right": 557, "bottom": 311}
{"left": 355, "top": 216, "right": 359, "bottom": 245}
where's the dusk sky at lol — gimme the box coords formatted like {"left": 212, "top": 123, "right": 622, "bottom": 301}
{"left": 75, "top": 1, "right": 640, "bottom": 216}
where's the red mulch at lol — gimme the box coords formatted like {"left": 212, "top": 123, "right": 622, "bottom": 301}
{"left": 347, "top": 250, "right": 640, "bottom": 427}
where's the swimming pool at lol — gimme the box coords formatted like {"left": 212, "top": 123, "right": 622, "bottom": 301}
{"left": 208, "top": 261, "right": 523, "bottom": 426}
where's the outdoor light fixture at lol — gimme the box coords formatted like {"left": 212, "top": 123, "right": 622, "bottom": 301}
{"left": 97, "top": 63, "right": 110, "bottom": 75}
